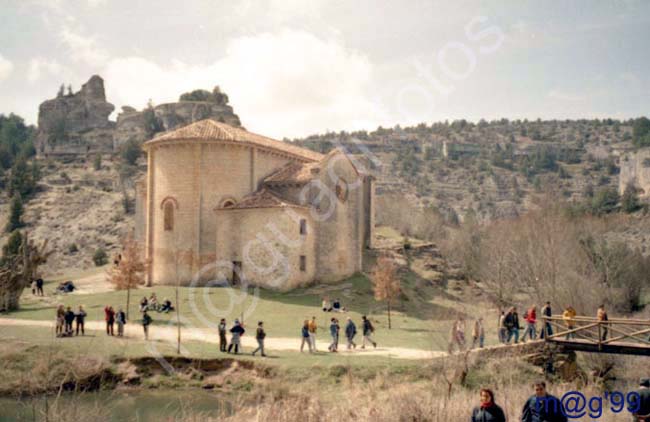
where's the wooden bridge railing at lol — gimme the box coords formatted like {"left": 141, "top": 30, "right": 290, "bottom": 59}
{"left": 542, "top": 315, "right": 650, "bottom": 355}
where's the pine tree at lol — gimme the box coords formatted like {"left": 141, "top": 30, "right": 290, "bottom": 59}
{"left": 6, "top": 194, "right": 23, "bottom": 233}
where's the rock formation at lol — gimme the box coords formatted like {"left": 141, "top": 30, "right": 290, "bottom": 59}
{"left": 113, "top": 86, "right": 242, "bottom": 149}
{"left": 36, "top": 75, "right": 115, "bottom": 157}
{"left": 619, "top": 149, "right": 650, "bottom": 197}
{"left": 35, "top": 78, "right": 242, "bottom": 156}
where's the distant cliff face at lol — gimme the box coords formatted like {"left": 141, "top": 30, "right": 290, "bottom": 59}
{"left": 35, "top": 77, "right": 242, "bottom": 156}
{"left": 620, "top": 149, "right": 650, "bottom": 197}
{"left": 36, "top": 75, "right": 115, "bottom": 156}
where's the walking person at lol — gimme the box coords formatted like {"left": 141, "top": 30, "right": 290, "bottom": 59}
{"left": 218, "top": 318, "right": 228, "bottom": 352}
{"left": 345, "top": 317, "right": 357, "bottom": 349}
{"left": 504, "top": 307, "right": 520, "bottom": 344}
{"left": 361, "top": 315, "right": 377, "bottom": 349}
{"left": 104, "top": 305, "right": 115, "bottom": 336}
{"left": 252, "top": 321, "right": 266, "bottom": 357}
{"left": 472, "top": 317, "right": 485, "bottom": 349}
{"left": 75, "top": 305, "right": 86, "bottom": 336}
{"left": 55, "top": 305, "right": 65, "bottom": 336}
{"left": 449, "top": 317, "right": 466, "bottom": 353}
{"left": 498, "top": 310, "right": 507, "bottom": 344}
{"left": 597, "top": 304, "right": 609, "bottom": 342}
{"left": 521, "top": 305, "right": 537, "bottom": 342}
{"left": 64, "top": 306, "right": 75, "bottom": 336}
{"left": 308, "top": 316, "right": 318, "bottom": 352}
{"left": 300, "top": 320, "right": 313, "bottom": 353}
{"left": 521, "top": 380, "right": 568, "bottom": 422}
{"left": 540, "top": 301, "right": 553, "bottom": 339}
{"left": 116, "top": 307, "right": 126, "bottom": 337}
{"left": 142, "top": 310, "right": 152, "bottom": 340}
{"left": 470, "top": 388, "right": 506, "bottom": 422}
{"left": 31, "top": 280, "right": 37, "bottom": 295}
{"left": 228, "top": 319, "right": 245, "bottom": 354}
{"left": 36, "top": 278, "right": 44, "bottom": 296}
{"left": 328, "top": 318, "right": 339, "bottom": 352}
{"left": 562, "top": 305, "right": 577, "bottom": 340}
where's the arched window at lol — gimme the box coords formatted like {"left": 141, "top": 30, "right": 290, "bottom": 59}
{"left": 164, "top": 201, "right": 174, "bottom": 231}
{"left": 222, "top": 200, "right": 235, "bottom": 208}
{"left": 218, "top": 197, "right": 237, "bottom": 209}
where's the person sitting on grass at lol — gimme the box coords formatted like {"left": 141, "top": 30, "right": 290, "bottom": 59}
{"left": 64, "top": 306, "right": 75, "bottom": 336}
{"left": 470, "top": 388, "right": 506, "bottom": 422}
{"left": 332, "top": 298, "right": 342, "bottom": 312}
{"left": 148, "top": 293, "right": 159, "bottom": 311}
{"left": 322, "top": 297, "right": 331, "bottom": 312}
{"left": 142, "top": 310, "right": 152, "bottom": 340}
{"left": 160, "top": 298, "right": 174, "bottom": 313}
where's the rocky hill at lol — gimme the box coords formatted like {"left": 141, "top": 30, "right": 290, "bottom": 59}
{"left": 35, "top": 76, "right": 242, "bottom": 157}
{"left": 294, "top": 119, "right": 646, "bottom": 222}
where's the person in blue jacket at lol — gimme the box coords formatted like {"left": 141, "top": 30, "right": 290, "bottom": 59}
{"left": 345, "top": 317, "right": 357, "bottom": 349}
{"left": 521, "top": 381, "right": 567, "bottom": 422}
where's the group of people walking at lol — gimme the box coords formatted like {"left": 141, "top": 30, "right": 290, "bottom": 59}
{"left": 301, "top": 315, "right": 377, "bottom": 353}
{"left": 449, "top": 316, "right": 486, "bottom": 353}
{"left": 217, "top": 318, "right": 266, "bottom": 357}
{"left": 497, "top": 302, "right": 610, "bottom": 345}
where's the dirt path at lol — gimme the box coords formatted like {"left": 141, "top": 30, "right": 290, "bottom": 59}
{"left": 0, "top": 318, "right": 447, "bottom": 360}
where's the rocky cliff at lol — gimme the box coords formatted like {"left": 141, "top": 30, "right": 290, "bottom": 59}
{"left": 36, "top": 78, "right": 242, "bottom": 155}
{"left": 113, "top": 87, "right": 242, "bottom": 148}
{"left": 619, "top": 148, "right": 650, "bottom": 197}
{"left": 36, "top": 75, "right": 115, "bottom": 157}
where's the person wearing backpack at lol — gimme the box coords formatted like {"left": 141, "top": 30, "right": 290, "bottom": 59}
{"left": 361, "top": 315, "right": 377, "bottom": 349}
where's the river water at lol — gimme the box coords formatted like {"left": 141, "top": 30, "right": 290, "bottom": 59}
{"left": 0, "top": 389, "right": 232, "bottom": 421}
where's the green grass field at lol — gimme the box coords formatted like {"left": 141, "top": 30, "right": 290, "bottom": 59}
{"left": 2, "top": 266, "right": 504, "bottom": 367}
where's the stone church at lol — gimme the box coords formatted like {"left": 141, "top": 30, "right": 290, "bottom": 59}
{"left": 136, "top": 119, "right": 374, "bottom": 289}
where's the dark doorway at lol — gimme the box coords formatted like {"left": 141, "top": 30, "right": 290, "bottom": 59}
{"left": 232, "top": 261, "right": 242, "bottom": 285}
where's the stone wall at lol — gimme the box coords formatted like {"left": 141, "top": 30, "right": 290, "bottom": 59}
{"left": 215, "top": 207, "right": 316, "bottom": 290}
{"left": 36, "top": 75, "right": 115, "bottom": 156}
{"left": 619, "top": 149, "right": 650, "bottom": 197}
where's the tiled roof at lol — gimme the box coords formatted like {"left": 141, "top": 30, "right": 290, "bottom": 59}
{"left": 143, "top": 119, "right": 323, "bottom": 162}
{"left": 216, "top": 188, "right": 305, "bottom": 210}
{"left": 263, "top": 161, "right": 320, "bottom": 184}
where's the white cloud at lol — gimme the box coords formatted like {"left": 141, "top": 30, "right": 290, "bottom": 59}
{"left": 27, "top": 58, "right": 63, "bottom": 83}
{"left": 60, "top": 25, "right": 109, "bottom": 67}
{"left": 103, "top": 29, "right": 385, "bottom": 138}
{"left": 0, "top": 54, "right": 14, "bottom": 81}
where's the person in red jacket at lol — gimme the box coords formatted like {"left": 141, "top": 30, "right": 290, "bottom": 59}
{"left": 104, "top": 305, "right": 115, "bottom": 336}
{"left": 521, "top": 305, "right": 537, "bottom": 342}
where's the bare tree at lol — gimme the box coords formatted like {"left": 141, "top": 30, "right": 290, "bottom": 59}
{"left": 107, "top": 231, "right": 147, "bottom": 319}
{"left": 371, "top": 255, "right": 401, "bottom": 329}
{"left": 0, "top": 233, "right": 52, "bottom": 312}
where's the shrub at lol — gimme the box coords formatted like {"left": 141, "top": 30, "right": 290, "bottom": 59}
{"left": 93, "top": 248, "right": 108, "bottom": 266}
{"left": 68, "top": 243, "right": 78, "bottom": 254}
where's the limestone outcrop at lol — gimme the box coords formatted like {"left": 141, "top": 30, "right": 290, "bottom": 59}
{"left": 36, "top": 75, "right": 115, "bottom": 157}
{"left": 113, "top": 87, "right": 242, "bottom": 148}
{"left": 619, "top": 149, "right": 650, "bottom": 197}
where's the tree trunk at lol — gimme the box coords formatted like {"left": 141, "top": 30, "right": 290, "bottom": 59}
{"left": 387, "top": 301, "right": 392, "bottom": 329}
{"left": 176, "top": 282, "right": 180, "bottom": 354}
{"left": 126, "top": 285, "right": 131, "bottom": 320}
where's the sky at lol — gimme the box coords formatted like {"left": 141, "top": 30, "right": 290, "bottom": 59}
{"left": 0, "top": 0, "right": 649, "bottom": 139}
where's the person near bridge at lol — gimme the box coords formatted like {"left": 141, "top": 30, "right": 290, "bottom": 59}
{"left": 632, "top": 378, "right": 650, "bottom": 422}
{"left": 521, "top": 380, "right": 567, "bottom": 422}
{"left": 471, "top": 388, "right": 506, "bottom": 422}
{"left": 540, "top": 301, "right": 553, "bottom": 339}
